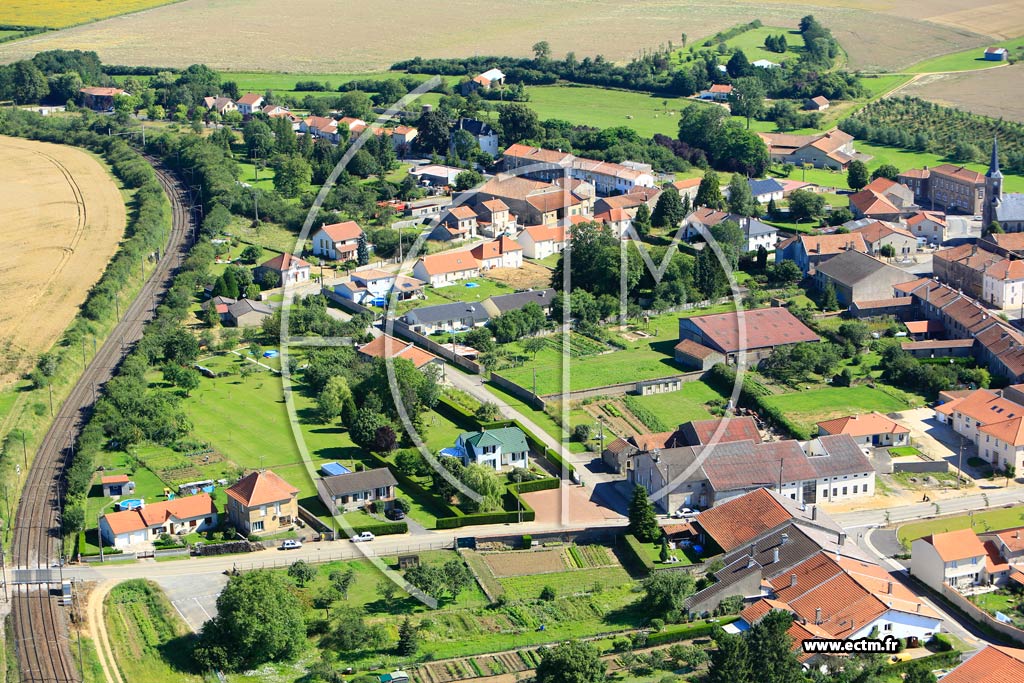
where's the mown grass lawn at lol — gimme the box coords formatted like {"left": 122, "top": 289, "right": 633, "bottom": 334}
{"left": 760, "top": 386, "right": 910, "bottom": 436}
{"left": 712, "top": 26, "right": 804, "bottom": 64}
{"left": 428, "top": 277, "right": 514, "bottom": 305}
{"left": 898, "top": 505, "right": 1024, "bottom": 544}
{"left": 625, "top": 381, "right": 726, "bottom": 427}
{"left": 907, "top": 38, "right": 1024, "bottom": 73}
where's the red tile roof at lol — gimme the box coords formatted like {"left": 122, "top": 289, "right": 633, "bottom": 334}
{"left": 816, "top": 412, "right": 909, "bottom": 437}
{"left": 904, "top": 320, "right": 944, "bottom": 334}
{"left": 225, "top": 471, "right": 299, "bottom": 508}
{"left": 695, "top": 488, "right": 794, "bottom": 552}
{"left": 81, "top": 86, "right": 124, "bottom": 97}
{"left": 709, "top": 84, "right": 733, "bottom": 94}
{"left": 673, "top": 339, "right": 720, "bottom": 359}
{"left": 103, "top": 494, "right": 216, "bottom": 535}
{"left": 319, "top": 220, "right": 363, "bottom": 242}
{"left": 522, "top": 223, "right": 567, "bottom": 244}
{"left": 852, "top": 221, "right": 914, "bottom": 245}
{"left": 931, "top": 164, "right": 984, "bottom": 184}
{"left": 416, "top": 251, "right": 479, "bottom": 276}
{"left": 101, "top": 475, "right": 130, "bottom": 484}
{"left": 850, "top": 189, "right": 899, "bottom": 217}
{"left": 942, "top": 645, "right": 1024, "bottom": 683}
{"left": 470, "top": 236, "right": 522, "bottom": 260}
{"left": 237, "top": 93, "right": 263, "bottom": 105}
{"left": 688, "top": 417, "right": 761, "bottom": 446}
{"left": 922, "top": 528, "right": 987, "bottom": 562}
{"left": 995, "top": 526, "right": 1024, "bottom": 554}
{"left": 798, "top": 233, "right": 868, "bottom": 256}
{"left": 359, "top": 333, "right": 439, "bottom": 369}
{"left": 986, "top": 259, "right": 1024, "bottom": 281}
{"left": 260, "top": 252, "right": 310, "bottom": 272}
{"left": 684, "top": 307, "right": 819, "bottom": 354}
{"left": 907, "top": 210, "right": 946, "bottom": 227}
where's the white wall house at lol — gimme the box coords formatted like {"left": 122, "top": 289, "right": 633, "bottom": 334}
{"left": 911, "top": 529, "right": 988, "bottom": 593}
{"left": 983, "top": 259, "right": 1024, "bottom": 310}
{"left": 411, "top": 251, "right": 480, "bottom": 288}
{"left": 519, "top": 224, "right": 567, "bottom": 260}
{"left": 311, "top": 220, "right": 363, "bottom": 261}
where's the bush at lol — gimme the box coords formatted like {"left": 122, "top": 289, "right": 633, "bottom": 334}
{"left": 522, "top": 534, "right": 533, "bottom": 549}
{"left": 539, "top": 585, "right": 556, "bottom": 601}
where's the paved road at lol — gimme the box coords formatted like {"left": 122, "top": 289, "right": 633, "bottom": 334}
{"left": 834, "top": 487, "right": 1024, "bottom": 529}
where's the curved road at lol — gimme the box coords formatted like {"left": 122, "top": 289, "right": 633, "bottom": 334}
{"left": 10, "top": 155, "right": 193, "bottom": 683}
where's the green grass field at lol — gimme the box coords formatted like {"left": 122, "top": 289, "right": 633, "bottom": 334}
{"left": 898, "top": 505, "right": 1024, "bottom": 544}
{"left": 525, "top": 85, "right": 697, "bottom": 138}
{"left": 907, "top": 38, "right": 1024, "bottom": 74}
{"left": 498, "top": 564, "right": 632, "bottom": 602}
{"left": 858, "top": 74, "right": 915, "bottom": 98}
{"left": 714, "top": 26, "right": 803, "bottom": 64}
{"left": 760, "top": 386, "right": 910, "bottom": 436}
{"left": 625, "top": 381, "right": 726, "bottom": 427}
{"left": 105, "top": 580, "right": 202, "bottom": 683}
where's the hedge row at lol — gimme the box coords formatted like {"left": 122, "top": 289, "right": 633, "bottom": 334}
{"left": 889, "top": 650, "right": 962, "bottom": 673}
{"left": 511, "top": 477, "right": 559, "bottom": 494}
{"left": 707, "top": 363, "right": 810, "bottom": 439}
{"left": 346, "top": 521, "right": 408, "bottom": 537}
{"left": 621, "top": 533, "right": 656, "bottom": 574}
{"left": 646, "top": 616, "right": 740, "bottom": 647}
{"left": 434, "top": 394, "right": 478, "bottom": 431}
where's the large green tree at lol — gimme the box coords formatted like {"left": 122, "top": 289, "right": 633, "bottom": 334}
{"left": 652, "top": 188, "right": 686, "bottom": 228}
{"left": 194, "top": 570, "right": 305, "bottom": 671}
{"left": 729, "top": 77, "right": 766, "bottom": 129}
{"left": 695, "top": 169, "right": 725, "bottom": 210}
{"left": 707, "top": 630, "right": 751, "bottom": 683}
{"left": 535, "top": 640, "right": 606, "bottom": 683}
{"left": 640, "top": 571, "right": 696, "bottom": 620}
{"left": 271, "top": 154, "right": 312, "bottom": 197}
{"left": 498, "top": 102, "right": 542, "bottom": 143}
{"left": 846, "top": 159, "right": 869, "bottom": 191}
{"left": 726, "top": 173, "right": 758, "bottom": 216}
{"left": 746, "top": 610, "right": 805, "bottom": 683}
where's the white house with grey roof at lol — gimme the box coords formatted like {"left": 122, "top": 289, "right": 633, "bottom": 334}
{"left": 316, "top": 467, "right": 398, "bottom": 513}
{"left": 739, "top": 216, "right": 779, "bottom": 252}
{"left": 444, "top": 426, "right": 529, "bottom": 472}
{"left": 401, "top": 301, "right": 490, "bottom": 335}
{"left": 482, "top": 288, "right": 556, "bottom": 318}
{"left": 452, "top": 118, "right": 499, "bottom": 157}
{"left": 628, "top": 433, "right": 874, "bottom": 513}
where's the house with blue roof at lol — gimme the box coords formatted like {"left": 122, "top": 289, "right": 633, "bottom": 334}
{"left": 748, "top": 178, "right": 785, "bottom": 204}
{"left": 444, "top": 426, "right": 530, "bottom": 472}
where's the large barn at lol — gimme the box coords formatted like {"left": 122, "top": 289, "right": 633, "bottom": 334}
{"left": 677, "top": 307, "right": 819, "bottom": 365}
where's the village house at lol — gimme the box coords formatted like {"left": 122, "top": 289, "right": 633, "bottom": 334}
{"left": 79, "top": 86, "right": 126, "bottom": 110}
{"left": 775, "top": 232, "right": 868, "bottom": 275}
{"left": 979, "top": 231, "right": 1024, "bottom": 258}
{"left": 673, "top": 339, "right": 725, "bottom": 371}
{"left": 311, "top": 220, "right": 363, "bottom": 261}
{"left": 932, "top": 243, "right": 1004, "bottom": 298}
{"left": 225, "top": 470, "right": 300, "bottom": 536}
{"left": 482, "top": 288, "right": 556, "bottom": 318}
{"left": 758, "top": 129, "right": 858, "bottom": 169}
{"left": 848, "top": 178, "right": 918, "bottom": 222}
{"left": 518, "top": 223, "right": 567, "bottom": 260}
{"left": 983, "top": 258, "right": 1024, "bottom": 309}
{"left": 401, "top": 301, "right": 490, "bottom": 335}
{"left": 411, "top": 251, "right": 480, "bottom": 288}
{"left": 391, "top": 125, "right": 418, "bottom": 156}
{"left": 816, "top": 412, "right": 910, "bottom": 447}
{"left": 462, "top": 67, "right": 505, "bottom": 94}
{"left": 900, "top": 164, "right": 985, "bottom": 215}
{"left": 317, "top": 468, "right": 398, "bottom": 513}
{"left": 451, "top": 118, "right": 499, "bottom": 157}
{"left": 678, "top": 307, "right": 819, "bottom": 365}
{"left": 813, "top": 250, "right": 918, "bottom": 306}
{"left": 470, "top": 236, "right": 523, "bottom": 269}
{"left": 100, "top": 494, "right": 218, "bottom": 549}
{"left": 235, "top": 93, "right": 264, "bottom": 116}
{"left": 476, "top": 175, "right": 591, "bottom": 226}
{"left": 357, "top": 334, "right": 440, "bottom": 370}
{"left": 501, "top": 144, "right": 656, "bottom": 196}
{"left": 474, "top": 199, "right": 514, "bottom": 237}
{"left": 850, "top": 220, "right": 917, "bottom": 256}
{"left": 682, "top": 207, "right": 730, "bottom": 239}
{"left": 430, "top": 206, "right": 478, "bottom": 241}
{"left": 300, "top": 115, "right": 340, "bottom": 143}
{"left": 911, "top": 528, "right": 989, "bottom": 592}
{"left": 447, "top": 426, "right": 529, "bottom": 472}
{"left": 669, "top": 177, "right": 702, "bottom": 204}
{"left": 255, "top": 253, "right": 311, "bottom": 287}
{"left": 335, "top": 269, "right": 425, "bottom": 305}
{"left": 905, "top": 211, "right": 948, "bottom": 245}
{"left": 202, "top": 96, "right": 237, "bottom": 116}
{"left": 593, "top": 191, "right": 661, "bottom": 220}
{"left": 594, "top": 207, "right": 632, "bottom": 237}
{"left": 700, "top": 83, "right": 733, "bottom": 101}
{"left": 748, "top": 178, "right": 785, "bottom": 204}
{"left": 935, "top": 388, "right": 1024, "bottom": 472}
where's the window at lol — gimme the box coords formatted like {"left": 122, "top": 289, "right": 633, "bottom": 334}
{"left": 842, "top": 486, "right": 848, "bottom": 495}
{"left": 259, "top": 505, "right": 266, "bottom": 517}
{"left": 252, "top": 520, "right": 263, "bottom": 532}
{"left": 884, "top": 624, "right": 893, "bottom": 631}
{"left": 832, "top": 488, "right": 838, "bottom": 497}
{"left": 275, "top": 502, "right": 281, "bottom": 515}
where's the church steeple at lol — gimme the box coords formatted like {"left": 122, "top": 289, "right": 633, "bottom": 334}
{"left": 988, "top": 136, "right": 1003, "bottom": 179}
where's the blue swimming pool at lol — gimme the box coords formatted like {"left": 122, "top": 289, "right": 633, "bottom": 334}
{"left": 116, "top": 498, "right": 143, "bottom": 511}
{"left": 464, "top": 282, "right": 479, "bottom": 288}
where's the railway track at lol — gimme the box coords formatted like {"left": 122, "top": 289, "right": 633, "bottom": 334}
{"left": 9, "top": 155, "right": 194, "bottom": 682}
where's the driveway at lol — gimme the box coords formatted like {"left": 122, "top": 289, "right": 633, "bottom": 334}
{"left": 153, "top": 571, "right": 228, "bottom": 631}
{"left": 891, "top": 407, "right": 990, "bottom": 480}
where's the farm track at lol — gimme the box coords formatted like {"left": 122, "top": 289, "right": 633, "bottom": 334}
{"left": 10, "top": 154, "right": 193, "bottom": 682}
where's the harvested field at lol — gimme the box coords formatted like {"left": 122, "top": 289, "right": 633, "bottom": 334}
{"left": 0, "top": 0, "right": 180, "bottom": 29}
{"left": 902, "top": 66, "right": 1024, "bottom": 123}
{"left": 0, "top": 0, "right": 988, "bottom": 73}
{"left": 482, "top": 549, "right": 567, "bottom": 577}
{"left": 0, "top": 136, "right": 125, "bottom": 387}
{"left": 484, "top": 261, "right": 552, "bottom": 290}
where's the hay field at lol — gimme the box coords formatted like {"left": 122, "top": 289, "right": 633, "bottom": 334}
{"left": 0, "top": 0, "right": 180, "bottom": 29}
{"left": 0, "top": 136, "right": 125, "bottom": 385}
{"left": 0, "top": 0, "right": 989, "bottom": 73}
{"left": 901, "top": 66, "right": 1024, "bottom": 123}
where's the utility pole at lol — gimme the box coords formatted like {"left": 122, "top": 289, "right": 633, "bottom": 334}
{"left": 48, "top": 384, "right": 53, "bottom": 416}
{"left": 957, "top": 436, "right": 964, "bottom": 489}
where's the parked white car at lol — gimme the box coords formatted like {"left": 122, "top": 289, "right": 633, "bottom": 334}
{"left": 671, "top": 508, "right": 698, "bottom": 519}
{"left": 350, "top": 531, "right": 375, "bottom": 543}
{"left": 281, "top": 539, "right": 302, "bottom": 550}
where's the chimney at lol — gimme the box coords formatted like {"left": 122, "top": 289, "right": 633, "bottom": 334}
{"left": 815, "top": 607, "right": 822, "bottom": 625}
{"left": 773, "top": 547, "right": 780, "bottom": 564}
{"left": 750, "top": 544, "right": 756, "bottom": 558}
{"left": 887, "top": 581, "right": 894, "bottom": 595}
{"left": 916, "top": 603, "right": 921, "bottom": 613}
{"left": 811, "top": 505, "right": 818, "bottom": 521}
{"left": 1016, "top": 531, "right": 1021, "bottom": 539}
{"left": 781, "top": 533, "right": 789, "bottom": 546}
{"left": 790, "top": 574, "right": 798, "bottom": 588}
{"left": 838, "top": 532, "right": 847, "bottom": 546}
{"left": 747, "top": 556, "right": 756, "bottom": 569}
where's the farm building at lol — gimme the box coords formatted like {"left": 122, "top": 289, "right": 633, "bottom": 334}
{"left": 985, "top": 47, "right": 1009, "bottom": 61}
{"left": 812, "top": 250, "right": 918, "bottom": 305}
{"left": 79, "top": 86, "right": 127, "bottom": 110}
{"left": 804, "top": 96, "right": 830, "bottom": 110}
{"left": 317, "top": 468, "right": 398, "bottom": 513}
{"left": 225, "top": 298, "right": 273, "bottom": 327}
{"left": 101, "top": 475, "right": 135, "bottom": 498}
{"left": 677, "top": 307, "right": 819, "bottom": 364}
{"left": 99, "top": 494, "right": 218, "bottom": 549}
{"left": 757, "top": 129, "right": 857, "bottom": 170}
{"left": 447, "top": 426, "right": 529, "bottom": 472}
{"left": 673, "top": 339, "right": 724, "bottom": 370}
{"left": 225, "top": 470, "right": 300, "bottom": 536}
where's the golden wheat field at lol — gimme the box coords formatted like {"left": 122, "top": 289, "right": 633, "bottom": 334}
{"left": 0, "top": 0, "right": 180, "bottom": 29}
{"left": 0, "top": 0, "right": 993, "bottom": 73}
{"left": 0, "top": 136, "right": 125, "bottom": 386}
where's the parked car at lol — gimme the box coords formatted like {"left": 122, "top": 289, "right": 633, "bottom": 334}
{"left": 350, "top": 531, "right": 375, "bottom": 542}
{"left": 671, "top": 508, "right": 698, "bottom": 519}
{"left": 281, "top": 539, "right": 302, "bottom": 550}
{"left": 385, "top": 507, "right": 406, "bottom": 521}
